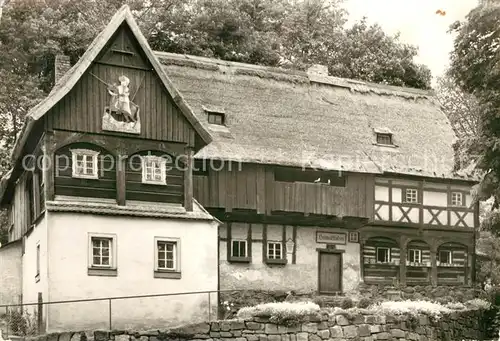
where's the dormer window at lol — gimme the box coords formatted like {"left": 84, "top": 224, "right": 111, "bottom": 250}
{"left": 376, "top": 133, "right": 393, "bottom": 145}
{"left": 373, "top": 127, "right": 395, "bottom": 146}
{"left": 207, "top": 112, "right": 225, "bottom": 125}
{"left": 141, "top": 156, "right": 167, "bottom": 185}
{"left": 71, "top": 149, "right": 99, "bottom": 179}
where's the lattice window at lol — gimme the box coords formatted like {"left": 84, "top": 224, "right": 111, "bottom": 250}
{"left": 71, "top": 149, "right": 99, "bottom": 179}
{"left": 404, "top": 188, "right": 418, "bottom": 203}
{"left": 376, "top": 247, "right": 391, "bottom": 263}
{"left": 231, "top": 240, "right": 247, "bottom": 258}
{"left": 157, "top": 240, "right": 177, "bottom": 271}
{"left": 451, "top": 192, "right": 464, "bottom": 206}
{"left": 141, "top": 156, "right": 167, "bottom": 185}
{"left": 267, "top": 242, "right": 283, "bottom": 260}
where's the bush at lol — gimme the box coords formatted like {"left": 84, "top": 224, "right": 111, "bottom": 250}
{"left": 237, "top": 302, "right": 320, "bottom": 326}
{"left": 369, "top": 300, "right": 451, "bottom": 319}
{"left": 357, "top": 298, "right": 373, "bottom": 309}
{"left": 464, "top": 298, "right": 491, "bottom": 310}
{"left": 340, "top": 297, "right": 354, "bottom": 309}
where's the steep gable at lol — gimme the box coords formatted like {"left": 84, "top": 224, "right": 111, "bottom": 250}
{"left": 11, "top": 5, "right": 212, "bottom": 163}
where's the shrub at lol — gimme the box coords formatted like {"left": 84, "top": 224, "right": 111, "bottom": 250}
{"left": 369, "top": 300, "right": 451, "bottom": 319}
{"left": 464, "top": 298, "right": 491, "bottom": 310}
{"left": 357, "top": 298, "right": 373, "bottom": 309}
{"left": 237, "top": 302, "right": 320, "bottom": 326}
{"left": 6, "top": 309, "right": 38, "bottom": 336}
{"left": 445, "top": 302, "right": 466, "bottom": 310}
{"left": 340, "top": 297, "right": 354, "bottom": 309}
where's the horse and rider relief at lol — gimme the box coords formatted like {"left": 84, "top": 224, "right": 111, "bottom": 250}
{"left": 99, "top": 74, "right": 141, "bottom": 134}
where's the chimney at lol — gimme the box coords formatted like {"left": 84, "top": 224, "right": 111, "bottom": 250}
{"left": 307, "top": 64, "right": 329, "bottom": 76}
{"left": 54, "top": 54, "right": 71, "bottom": 83}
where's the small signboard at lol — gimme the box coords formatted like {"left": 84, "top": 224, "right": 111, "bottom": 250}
{"left": 316, "top": 231, "right": 346, "bottom": 245}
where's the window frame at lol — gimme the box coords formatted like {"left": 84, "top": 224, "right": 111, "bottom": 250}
{"left": 376, "top": 247, "right": 391, "bottom": 264}
{"left": 408, "top": 249, "right": 422, "bottom": 264}
{"left": 88, "top": 233, "right": 117, "bottom": 276}
{"left": 438, "top": 250, "right": 453, "bottom": 266}
{"left": 450, "top": 191, "right": 465, "bottom": 207}
{"left": 207, "top": 112, "right": 225, "bottom": 125}
{"left": 231, "top": 239, "right": 248, "bottom": 258}
{"left": 376, "top": 133, "right": 393, "bottom": 146}
{"left": 154, "top": 237, "right": 181, "bottom": 279}
{"left": 141, "top": 155, "right": 167, "bottom": 185}
{"left": 267, "top": 241, "right": 283, "bottom": 260}
{"left": 71, "top": 149, "right": 99, "bottom": 180}
{"left": 403, "top": 188, "right": 419, "bottom": 204}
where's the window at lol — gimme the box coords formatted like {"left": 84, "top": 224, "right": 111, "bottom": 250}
{"left": 408, "top": 249, "right": 421, "bottom": 264}
{"left": 376, "top": 133, "right": 393, "bottom": 145}
{"left": 404, "top": 188, "right": 418, "bottom": 203}
{"left": 157, "top": 240, "right": 177, "bottom": 271}
{"left": 91, "top": 237, "right": 112, "bottom": 267}
{"left": 267, "top": 242, "right": 283, "bottom": 260}
{"left": 439, "top": 250, "right": 452, "bottom": 265}
{"left": 88, "top": 234, "right": 117, "bottom": 276}
{"left": 36, "top": 243, "right": 40, "bottom": 282}
{"left": 450, "top": 192, "right": 464, "bottom": 206}
{"left": 154, "top": 238, "right": 181, "bottom": 279}
{"left": 231, "top": 240, "right": 247, "bottom": 258}
{"left": 376, "top": 247, "right": 391, "bottom": 263}
{"left": 141, "top": 156, "right": 167, "bottom": 185}
{"left": 71, "top": 149, "right": 99, "bottom": 179}
{"left": 207, "top": 112, "right": 225, "bottom": 125}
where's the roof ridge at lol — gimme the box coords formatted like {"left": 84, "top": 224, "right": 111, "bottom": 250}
{"left": 154, "top": 51, "right": 435, "bottom": 98}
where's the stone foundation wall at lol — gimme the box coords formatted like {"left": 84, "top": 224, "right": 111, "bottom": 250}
{"left": 357, "top": 284, "right": 485, "bottom": 303}
{"left": 26, "top": 309, "right": 485, "bottom": 341}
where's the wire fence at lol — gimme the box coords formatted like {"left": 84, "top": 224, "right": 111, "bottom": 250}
{"left": 0, "top": 289, "right": 245, "bottom": 339}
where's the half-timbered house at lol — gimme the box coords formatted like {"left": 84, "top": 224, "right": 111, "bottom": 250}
{"left": 156, "top": 54, "right": 479, "bottom": 297}
{"left": 0, "top": 4, "right": 479, "bottom": 333}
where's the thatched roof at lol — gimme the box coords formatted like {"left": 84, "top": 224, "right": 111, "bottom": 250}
{"left": 157, "top": 52, "right": 471, "bottom": 181}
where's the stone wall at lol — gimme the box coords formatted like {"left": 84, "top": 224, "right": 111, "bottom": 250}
{"left": 357, "top": 284, "right": 484, "bottom": 303}
{"left": 26, "top": 308, "right": 485, "bottom": 341}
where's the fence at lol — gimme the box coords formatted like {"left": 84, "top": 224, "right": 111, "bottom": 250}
{"left": 0, "top": 289, "right": 246, "bottom": 339}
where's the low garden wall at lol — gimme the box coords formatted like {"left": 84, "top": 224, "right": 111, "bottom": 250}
{"left": 23, "top": 301, "right": 488, "bottom": 341}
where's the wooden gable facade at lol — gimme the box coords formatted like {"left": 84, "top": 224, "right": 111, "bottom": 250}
{"left": 46, "top": 24, "right": 198, "bottom": 146}
{"left": 2, "top": 7, "right": 212, "bottom": 243}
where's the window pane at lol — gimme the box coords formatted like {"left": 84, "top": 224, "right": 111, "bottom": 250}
{"left": 166, "top": 260, "right": 174, "bottom": 269}
{"left": 101, "top": 257, "right": 110, "bottom": 265}
{"left": 158, "top": 242, "right": 165, "bottom": 251}
{"left": 93, "top": 256, "right": 101, "bottom": 265}
{"left": 158, "top": 260, "right": 166, "bottom": 269}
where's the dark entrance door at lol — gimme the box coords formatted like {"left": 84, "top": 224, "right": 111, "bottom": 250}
{"left": 318, "top": 251, "right": 342, "bottom": 294}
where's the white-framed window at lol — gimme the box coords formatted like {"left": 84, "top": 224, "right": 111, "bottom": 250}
{"left": 88, "top": 234, "right": 116, "bottom": 268}
{"left": 408, "top": 249, "right": 421, "bottom": 263}
{"left": 155, "top": 238, "right": 179, "bottom": 271}
{"left": 267, "top": 241, "right": 283, "bottom": 260}
{"left": 450, "top": 192, "right": 464, "bottom": 206}
{"left": 141, "top": 156, "right": 167, "bottom": 185}
{"left": 231, "top": 240, "right": 247, "bottom": 258}
{"left": 376, "top": 247, "right": 391, "bottom": 263}
{"left": 71, "top": 149, "right": 99, "bottom": 179}
{"left": 404, "top": 188, "right": 418, "bottom": 203}
{"left": 438, "top": 250, "right": 453, "bottom": 265}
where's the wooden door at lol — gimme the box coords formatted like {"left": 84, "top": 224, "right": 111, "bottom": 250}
{"left": 318, "top": 252, "right": 342, "bottom": 294}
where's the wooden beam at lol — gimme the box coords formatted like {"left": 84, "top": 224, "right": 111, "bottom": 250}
{"left": 43, "top": 132, "right": 56, "bottom": 202}
{"left": 430, "top": 245, "right": 438, "bottom": 287}
{"left": 116, "top": 155, "right": 127, "bottom": 206}
{"left": 399, "top": 236, "right": 408, "bottom": 286}
{"left": 184, "top": 148, "right": 194, "bottom": 211}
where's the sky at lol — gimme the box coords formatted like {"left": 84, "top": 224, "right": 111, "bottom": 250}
{"left": 343, "top": 0, "right": 479, "bottom": 84}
